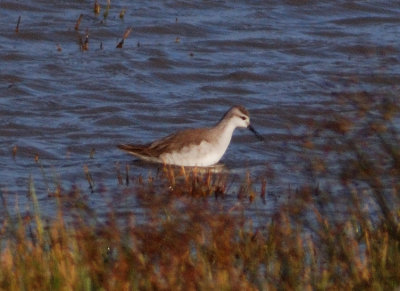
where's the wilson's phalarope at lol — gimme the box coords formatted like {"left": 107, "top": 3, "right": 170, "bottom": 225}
{"left": 118, "top": 105, "right": 263, "bottom": 167}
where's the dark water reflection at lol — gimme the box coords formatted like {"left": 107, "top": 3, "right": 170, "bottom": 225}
{"left": 0, "top": 1, "right": 399, "bottom": 217}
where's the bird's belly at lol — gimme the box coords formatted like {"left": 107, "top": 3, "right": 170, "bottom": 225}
{"left": 160, "top": 140, "right": 227, "bottom": 167}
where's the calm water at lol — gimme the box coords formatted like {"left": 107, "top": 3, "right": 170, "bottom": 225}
{"left": 1, "top": 1, "right": 399, "bottom": 216}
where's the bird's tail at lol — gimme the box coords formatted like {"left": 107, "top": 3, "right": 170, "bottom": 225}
{"left": 117, "top": 144, "right": 146, "bottom": 153}
{"left": 118, "top": 144, "right": 161, "bottom": 163}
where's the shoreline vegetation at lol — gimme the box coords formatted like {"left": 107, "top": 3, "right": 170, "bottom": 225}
{"left": 1, "top": 94, "right": 400, "bottom": 290}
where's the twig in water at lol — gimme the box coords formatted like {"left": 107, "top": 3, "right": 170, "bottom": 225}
{"left": 103, "top": 0, "right": 110, "bottom": 19}
{"left": 80, "top": 29, "right": 89, "bottom": 51}
{"left": 16, "top": 16, "right": 21, "bottom": 33}
{"left": 12, "top": 145, "right": 17, "bottom": 159}
{"left": 125, "top": 163, "right": 130, "bottom": 185}
{"left": 94, "top": 0, "right": 100, "bottom": 15}
{"left": 84, "top": 164, "right": 94, "bottom": 193}
{"left": 75, "top": 14, "right": 83, "bottom": 31}
{"left": 90, "top": 148, "right": 96, "bottom": 159}
{"left": 115, "top": 162, "right": 123, "bottom": 185}
{"left": 119, "top": 8, "right": 126, "bottom": 19}
{"left": 116, "top": 27, "right": 132, "bottom": 48}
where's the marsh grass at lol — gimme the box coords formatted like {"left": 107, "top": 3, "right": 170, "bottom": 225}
{"left": 1, "top": 173, "right": 399, "bottom": 290}
{"left": 1, "top": 94, "right": 400, "bottom": 290}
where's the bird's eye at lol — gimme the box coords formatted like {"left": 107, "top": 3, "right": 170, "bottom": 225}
{"left": 241, "top": 116, "right": 246, "bottom": 120}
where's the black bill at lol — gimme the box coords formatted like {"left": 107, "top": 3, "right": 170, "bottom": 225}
{"left": 248, "top": 125, "right": 264, "bottom": 141}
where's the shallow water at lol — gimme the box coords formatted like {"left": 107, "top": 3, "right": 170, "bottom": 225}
{"left": 1, "top": 1, "right": 399, "bottom": 217}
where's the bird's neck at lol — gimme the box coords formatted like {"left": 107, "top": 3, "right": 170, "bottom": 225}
{"left": 214, "top": 118, "right": 236, "bottom": 144}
